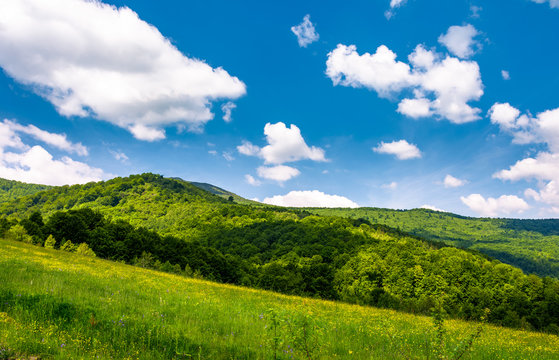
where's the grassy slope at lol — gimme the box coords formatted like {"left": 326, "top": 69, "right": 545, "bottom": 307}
{"left": 308, "top": 207, "right": 559, "bottom": 278}
{"left": 1, "top": 239, "right": 558, "bottom": 360}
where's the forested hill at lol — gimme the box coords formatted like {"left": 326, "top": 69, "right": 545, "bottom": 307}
{"left": 0, "top": 178, "right": 51, "bottom": 203}
{"left": 309, "top": 207, "right": 559, "bottom": 279}
{"left": 1, "top": 174, "right": 559, "bottom": 333}
{"left": 2, "top": 175, "right": 559, "bottom": 279}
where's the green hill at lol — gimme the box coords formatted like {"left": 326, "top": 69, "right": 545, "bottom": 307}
{"left": 1, "top": 174, "right": 559, "bottom": 334}
{"left": 307, "top": 207, "right": 559, "bottom": 278}
{"left": 1, "top": 239, "right": 558, "bottom": 359}
{"left": 0, "top": 178, "right": 51, "bottom": 203}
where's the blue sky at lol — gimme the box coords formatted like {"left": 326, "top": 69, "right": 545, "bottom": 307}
{"left": 0, "top": 0, "right": 558, "bottom": 218}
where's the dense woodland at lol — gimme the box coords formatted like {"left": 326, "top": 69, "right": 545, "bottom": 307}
{"left": 0, "top": 178, "right": 51, "bottom": 203}
{"left": 310, "top": 208, "right": 559, "bottom": 278}
{"left": 1, "top": 174, "right": 559, "bottom": 334}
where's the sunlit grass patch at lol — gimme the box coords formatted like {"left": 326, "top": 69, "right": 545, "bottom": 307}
{"left": 1, "top": 239, "right": 558, "bottom": 359}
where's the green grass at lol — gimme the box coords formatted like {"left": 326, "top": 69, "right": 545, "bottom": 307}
{"left": 1, "top": 239, "right": 558, "bottom": 359}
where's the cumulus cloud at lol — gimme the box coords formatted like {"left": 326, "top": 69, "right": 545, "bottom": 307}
{"left": 460, "top": 194, "right": 530, "bottom": 217}
{"left": 257, "top": 165, "right": 301, "bottom": 182}
{"left": 438, "top": 24, "right": 480, "bottom": 59}
{"left": 444, "top": 174, "right": 467, "bottom": 188}
{"left": 259, "top": 123, "right": 326, "bottom": 164}
{"left": 245, "top": 174, "right": 261, "bottom": 186}
{"left": 373, "top": 140, "right": 421, "bottom": 160}
{"left": 238, "top": 122, "right": 325, "bottom": 184}
{"left": 238, "top": 123, "right": 325, "bottom": 164}
{"left": 488, "top": 103, "right": 559, "bottom": 149}
{"left": 291, "top": 15, "right": 319, "bottom": 48}
{"left": 531, "top": 0, "right": 559, "bottom": 9}
{"left": 263, "top": 190, "right": 358, "bottom": 208}
{"left": 397, "top": 98, "right": 432, "bottom": 118}
{"left": 0, "top": 120, "right": 105, "bottom": 185}
{"left": 0, "top": 0, "right": 246, "bottom": 141}
{"left": 492, "top": 104, "right": 559, "bottom": 210}
{"left": 326, "top": 43, "right": 483, "bottom": 124}
{"left": 501, "top": 70, "right": 510, "bottom": 80}
{"left": 128, "top": 124, "right": 166, "bottom": 142}
{"left": 494, "top": 152, "right": 559, "bottom": 182}
{"left": 221, "top": 102, "right": 237, "bottom": 123}
{"left": 326, "top": 44, "right": 414, "bottom": 97}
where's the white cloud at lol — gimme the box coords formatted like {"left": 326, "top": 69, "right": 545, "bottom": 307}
{"left": 222, "top": 151, "right": 234, "bottom": 161}
{"left": 494, "top": 152, "right": 559, "bottom": 182}
{"left": 525, "top": 181, "right": 559, "bottom": 207}
{"left": 444, "top": 174, "right": 467, "bottom": 188}
{"left": 291, "top": 15, "right": 319, "bottom": 48}
{"left": 260, "top": 123, "right": 326, "bottom": 164}
{"left": 326, "top": 43, "right": 483, "bottom": 124}
{"left": 381, "top": 181, "right": 398, "bottom": 190}
{"left": 373, "top": 140, "right": 421, "bottom": 160}
{"left": 237, "top": 141, "right": 261, "bottom": 156}
{"left": 492, "top": 103, "right": 559, "bottom": 211}
{"left": 208, "top": 150, "right": 217, "bottom": 155}
{"left": 221, "top": 102, "right": 236, "bottom": 123}
{"left": 326, "top": 44, "right": 414, "bottom": 97}
{"left": 488, "top": 102, "right": 521, "bottom": 130}
{"left": 531, "top": 0, "right": 559, "bottom": 9}
{"left": 245, "top": 174, "right": 261, "bottom": 186}
{"left": 438, "top": 24, "right": 480, "bottom": 59}
{"left": 390, "top": 0, "right": 407, "bottom": 7}
{"left": 238, "top": 122, "right": 326, "bottom": 165}
{"left": 0, "top": 146, "right": 105, "bottom": 186}
{"left": 460, "top": 194, "right": 530, "bottom": 217}
{"left": 0, "top": 121, "right": 27, "bottom": 150}
{"left": 128, "top": 124, "right": 166, "bottom": 142}
{"left": 421, "top": 204, "right": 445, "bottom": 212}
{"left": 385, "top": 0, "right": 408, "bottom": 19}
{"left": 416, "top": 53, "right": 483, "bottom": 123}
{"left": 488, "top": 103, "right": 559, "bottom": 150}
{"left": 3, "top": 119, "right": 87, "bottom": 155}
{"left": 257, "top": 165, "right": 301, "bottom": 182}
{"left": 501, "top": 70, "right": 510, "bottom": 80}
{"left": 0, "top": 0, "right": 246, "bottom": 141}
{"left": 263, "top": 190, "right": 358, "bottom": 208}
{"left": 0, "top": 121, "right": 106, "bottom": 185}
{"left": 470, "top": 5, "right": 482, "bottom": 18}
{"left": 397, "top": 98, "right": 432, "bottom": 118}
{"left": 110, "top": 150, "right": 128, "bottom": 163}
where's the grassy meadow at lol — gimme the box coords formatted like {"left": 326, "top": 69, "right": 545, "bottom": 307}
{"left": 1, "top": 239, "right": 558, "bottom": 360}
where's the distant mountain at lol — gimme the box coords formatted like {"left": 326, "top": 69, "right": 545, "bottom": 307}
{"left": 0, "top": 178, "right": 51, "bottom": 203}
